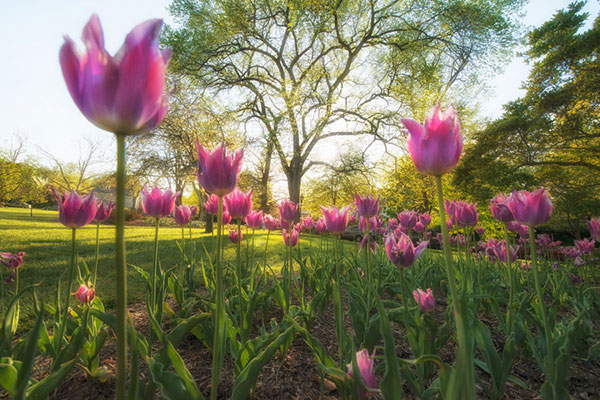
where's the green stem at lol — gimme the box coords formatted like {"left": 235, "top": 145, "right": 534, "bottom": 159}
{"left": 237, "top": 219, "right": 244, "bottom": 331}
{"left": 57, "top": 228, "right": 77, "bottom": 354}
{"left": 333, "top": 235, "right": 345, "bottom": 368}
{"left": 264, "top": 230, "right": 270, "bottom": 286}
{"left": 93, "top": 221, "right": 100, "bottom": 288}
{"left": 115, "top": 133, "right": 127, "bottom": 400}
{"left": 211, "top": 196, "right": 225, "bottom": 400}
{"left": 504, "top": 225, "right": 515, "bottom": 331}
{"left": 435, "top": 176, "right": 474, "bottom": 400}
{"left": 152, "top": 217, "right": 160, "bottom": 317}
{"left": 181, "top": 225, "right": 185, "bottom": 265}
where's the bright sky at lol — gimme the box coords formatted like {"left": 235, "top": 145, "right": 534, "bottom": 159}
{"left": 0, "top": 0, "right": 597, "bottom": 167}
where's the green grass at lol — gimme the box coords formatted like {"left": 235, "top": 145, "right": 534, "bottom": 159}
{"left": 0, "top": 207, "right": 358, "bottom": 325}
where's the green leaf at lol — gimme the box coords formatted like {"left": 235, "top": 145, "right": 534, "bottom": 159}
{"left": 0, "top": 360, "right": 18, "bottom": 396}
{"left": 26, "top": 358, "right": 78, "bottom": 400}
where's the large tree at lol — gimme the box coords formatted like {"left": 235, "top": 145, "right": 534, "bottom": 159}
{"left": 164, "top": 0, "right": 522, "bottom": 205}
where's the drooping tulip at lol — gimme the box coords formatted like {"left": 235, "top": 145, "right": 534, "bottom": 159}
{"left": 60, "top": 15, "right": 170, "bottom": 135}
{"left": 53, "top": 189, "right": 98, "bottom": 229}
{"left": 278, "top": 199, "right": 298, "bottom": 223}
{"left": 196, "top": 142, "right": 243, "bottom": 196}
{"left": 354, "top": 194, "right": 380, "bottom": 218}
{"left": 507, "top": 188, "right": 553, "bottom": 227}
{"left": 174, "top": 205, "right": 194, "bottom": 226}
{"left": 401, "top": 104, "right": 463, "bottom": 176}
{"left": 282, "top": 228, "right": 299, "bottom": 247}
{"left": 347, "top": 349, "right": 378, "bottom": 398}
{"left": 0, "top": 252, "right": 25, "bottom": 269}
{"left": 398, "top": 210, "right": 418, "bottom": 229}
{"left": 224, "top": 188, "right": 253, "bottom": 220}
{"left": 228, "top": 230, "right": 242, "bottom": 243}
{"left": 263, "top": 214, "right": 280, "bottom": 231}
{"left": 74, "top": 284, "right": 95, "bottom": 304}
{"left": 245, "top": 210, "right": 263, "bottom": 229}
{"left": 413, "top": 288, "right": 435, "bottom": 312}
{"left": 490, "top": 193, "right": 514, "bottom": 222}
{"left": 94, "top": 201, "right": 114, "bottom": 222}
{"left": 140, "top": 186, "right": 178, "bottom": 218}
{"left": 385, "top": 232, "right": 428, "bottom": 268}
{"left": 320, "top": 205, "right": 350, "bottom": 235}
{"left": 205, "top": 194, "right": 219, "bottom": 215}
{"left": 587, "top": 217, "right": 600, "bottom": 242}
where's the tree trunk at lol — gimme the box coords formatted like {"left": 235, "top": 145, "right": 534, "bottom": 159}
{"left": 259, "top": 139, "right": 273, "bottom": 212}
{"left": 286, "top": 168, "right": 302, "bottom": 222}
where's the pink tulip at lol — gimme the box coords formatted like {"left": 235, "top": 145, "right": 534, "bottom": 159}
{"left": 224, "top": 188, "right": 253, "bottom": 220}
{"left": 475, "top": 226, "right": 485, "bottom": 236}
{"left": 575, "top": 238, "right": 595, "bottom": 255}
{"left": 385, "top": 232, "right": 428, "bottom": 267}
{"left": 174, "top": 205, "right": 194, "bottom": 226}
{"left": 222, "top": 211, "right": 231, "bottom": 225}
{"left": 507, "top": 188, "right": 553, "bottom": 227}
{"left": 492, "top": 242, "right": 519, "bottom": 263}
{"left": 398, "top": 210, "right": 418, "bottom": 229}
{"left": 196, "top": 142, "right": 243, "bottom": 196}
{"left": 94, "top": 201, "right": 114, "bottom": 222}
{"left": 413, "top": 221, "right": 426, "bottom": 233}
{"left": 490, "top": 193, "right": 514, "bottom": 222}
{"left": 446, "top": 219, "right": 454, "bottom": 231}
{"left": 413, "top": 288, "right": 435, "bottom": 312}
{"left": 60, "top": 15, "right": 170, "bottom": 135}
{"left": 302, "top": 216, "right": 314, "bottom": 230}
{"left": 354, "top": 194, "right": 380, "bottom": 218}
{"left": 315, "top": 217, "right": 327, "bottom": 234}
{"left": 320, "top": 205, "right": 350, "bottom": 234}
{"left": 205, "top": 194, "right": 219, "bottom": 215}
{"left": 263, "top": 214, "right": 280, "bottom": 231}
{"left": 359, "top": 235, "right": 377, "bottom": 254}
{"left": 445, "top": 199, "right": 458, "bottom": 218}
{"left": 140, "top": 186, "right": 178, "bottom": 218}
{"left": 388, "top": 218, "right": 399, "bottom": 230}
{"left": 359, "top": 216, "right": 377, "bottom": 232}
{"left": 401, "top": 104, "right": 463, "bottom": 176}
{"left": 347, "top": 349, "right": 378, "bottom": 398}
{"left": 228, "top": 230, "right": 242, "bottom": 243}
{"left": 74, "top": 284, "right": 95, "bottom": 304}
{"left": 245, "top": 210, "right": 263, "bottom": 229}
{"left": 53, "top": 189, "right": 97, "bottom": 229}
{"left": 348, "top": 214, "right": 357, "bottom": 225}
{"left": 0, "top": 252, "right": 25, "bottom": 269}
{"left": 587, "top": 217, "right": 600, "bottom": 242}
{"left": 418, "top": 212, "right": 431, "bottom": 227}
{"left": 282, "top": 228, "right": 299, "bottom": 247}
{"left": 278, "top": 199, "right": 298, "bottom": 223}
{"left": 506, "top": 221, "right": 521, "bottom": 234}
{"left": 454, "top": 201, "right": 478, "bottom": 227}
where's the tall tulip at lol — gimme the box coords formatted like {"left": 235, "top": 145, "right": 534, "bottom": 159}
{"left": 205, "top": 194, "right": 219, "bottom": 215}
{"left": 140, "top": 185, "right": 178, "bottom": 218}
{"left": 385, "top": 232, "right": 428, "bottom": 268}
{"left": 224, "top": 188, "right": 253, "bottom": 220}
{"left": 282, "top": 228, "right": 299, "bottom": 247}
{"left": 320, "top": 205, "right": 350, "bottom": 235}
{"left": 245, "top": 210, "right": 263, "bottom": 229}
{"left": 60, "top": 15, "right": 170, "bottom": 397}
{"left": 196, "top": 142, "right": 243, "bottom": 196}
{"left": 354, "top": 194, "right": 380, "bottom": 218}
{"left": 264, "top": 214, "right": 279, "bottom": 231}
{"left": 507, "top": 188, "right": 553, "bottom": 227}
{"left": 454, "top": 201, "right": 478, "bottom": 227}
{"left": 586, "top": 217, "right": 599, "bottom": 242}
{"left": 490, "top": 193, "right": 514, "bottom": 223}
{"left": 278, "top": 198, "right": 298, "bottom": 224}
{"left": 174, "top": 205, "right": 194, "bottom": 226}
{"left": 53, "top": 189, "right": 97, "bottom": 229}
{"left": 398, "top": 210, "right": 418, "bottom": 230}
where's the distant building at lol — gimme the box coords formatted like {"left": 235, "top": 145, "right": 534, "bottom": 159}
{"left": 94, "top": 187, "right": 136, "bottom": 208}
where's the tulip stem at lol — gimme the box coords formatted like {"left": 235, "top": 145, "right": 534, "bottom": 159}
{"left": 434, "top": 176, "right": 474, "bottom": 400}
{"left": 237, "top": 219, "right": 245, "bottom": 333}
{"left": 211, "top": 196, "right": 225, "bottom": 400}
{"left": 152, "top": 217, "right": 160, "bottom": 324}
{"left": 57, "top": 228, "right": 76, "bottom": 356}
{"left": 115, "top": 133, "right": 127, "bottom": 400}
{"left": 264, "top": 230, "right": 270, "bottom": 286}
{"left": 504, "top": 225, "right": 515, "bottom": 331}
{"left": 93, "top": 221, "right": 100, "bottom": 288}
{"left": 333, "top": 235, "right": 345, "bottom": 369}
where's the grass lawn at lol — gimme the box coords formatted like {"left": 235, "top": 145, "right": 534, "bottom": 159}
{"left": 0, "top": 207, "right": 358, "bottom": 326}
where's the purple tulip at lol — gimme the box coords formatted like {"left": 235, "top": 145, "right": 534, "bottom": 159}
{"left": 174, "top": 205, "right": 194, "bottom": 226}
{"left": 359, "top": 235, "right": 377, "bottom": 254}
{"left": 388, "top": 218, "right": 399, "bottom": 230}
{"left": 493, "top": 242, "right": 519, "bottom": 263}
{"left": 278, "top": 199, "right": 298, "bottom": 223}
{"left": 140, "top": 186, "right": 178, "bottom": 218}
{"left": 0, "top": 252, "right": 25, "bottom": 270}
{"left": 315, "top": 217, "right": 327, "bottom": 234}
{"left": 94, "top": 201, "right": 114, "bottom": 222}
{"left": 413, "top": 221, "right": 426, "bottom": 233}
{"left": 398, "top": 210, "right": 418, "bottom": 229}
{"left": 573, "top": 256, "right": 585, "bottom": 267}
{"left": 245, "top": 210, "right": 263, "bottom": 229}
{"left": 575, "top": 238, "right": 595, "bottom": 255}
{"left": 228, "top": 230, "right": 242, "bottom": 243}
{"left": 506, "top": 221, "right": 521, "bottom": 234}
{"left": 385, "top": 232, "right": 428, "bottom": 267}
{"left": 413, "top": 288, "right": 435, "bottom": 312}
{"left": 507, "top": 188, "right": 553, "bottom": 227}
{"left": 418, "top": 212, "right": 432, "bottom": 227}
{"left": 570, "top": 273, "right": 583, "bottom": 285}
{"left": 454, "top": 201, "right": 478, "bottom": 227}
{"left": 222, "top": 211, "right": 231, "bottom": 225}
{"left": 587, "top": 217, "right": 600, "bottom": 242}
{"left": 445, "top": 199, "right": 458, "bottom": 218}
{"left": 75, "top": 284, "right": 95, "bottom": 304}
{"left": 263, "top": 214, "right": 280, "bottom": 231}
{"left": 53, "top": 189, "right": 97, "bottom": 229}
{"left": 347, "top": 349, "right": 378, "bottom": 398}
{"left": 282, "top": 228, "right": 299, "bottom": 247}
{"left": 205, "top": 194, "right": 219, "bottom": 215}
{"left": 475, "top": 226, "right": 485, "bottom": 236}
{"left": 224, "top": 188, "right": 253, "bottom": 220}
{"left": 490, "top": 193, "right": 514, "bottom": 223}
{"left": 401, "top": 104, "right": 463, "bottom": 176}
{"left": 196, "top": 142, "right": 243, "bottom": 196}
{"left": 60, "top": 15, "right": 170, "bottom": 135}
{"left": 354, "top": 194, "right": 380, "bottom": 218}
{"left": 446, "top": 219, "right": 454, "bottom": 231}
{"left": 359, "top": 216, "right": 377, "bottom": 232}
{"left": 302, "top": 216, "right": 314, "bottom": 230}
{"left": 321, "top": 205, "right": 350, "bottom": 235}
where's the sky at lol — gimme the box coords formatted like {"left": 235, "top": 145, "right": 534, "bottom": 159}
{"left": 0, "top": 0, "right": 598, "bottom": 170}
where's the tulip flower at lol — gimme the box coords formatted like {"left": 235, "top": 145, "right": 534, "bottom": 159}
{"left": 506, "top": 221, "right": 521, "bottom": 234}
{"left": 419, "top": 212, "right": 431, "bottom": 227}
{"left": 282, "top": 228, "right": 299, "bottom": 247}
{"left": 315, "top": 217, "right": 327, "bottom": 234}
{"left": 401, "top": 104, "right": 463, "bottom": 176}
{"left": 507, "top": 188, "right": 553, "bottom": 227}
{"left": 388, "top": 218, "right": 399, "bottom": 230}
{"left": 348, "top": 214, "right": 357, "bottom": 225}
{"left": 321, "top": 205, "right": 350, "bottom": 235}
{"left": 224, "top": 188, "right": 253, "bottom": 220}
{"left": 222, "top": 211, "right": 232, "bottom": 225}
{"left": 174, "top": 205, "right": 195, "bottom": 226}
{"left": 398, "top": 210, "right": 418, "bottom": 229}
{"left": 264, "top": 214, "right": 280, "bottom": 231}
{"left": 490, "top": 193, "right": 514, "bottom": 222}
{"left": 570, "top": 273, "right": 583, "bottom": 285}
{"left": 454, "top": 201, "right": 478, "bottom": 227}
{"left": 414, "top": 221, "right": 426, "bottom": 233}
{"left": 359, "top": 235, "right": 377, "bottom": 254}
{"left": 385, "top": 232, "right": 428, "bottom": 268}
{"left": 74, "top": 284, "right": 95, "bottom": 304}
{"left": 354, "top": 194, "right": 380, "bottom": 218}
{"left": 245, "top": 210, "right": 263, "bottom": 229}
{"left": 302, "top": 216, "right": 314, "bottom": 230}
{"left": 278, "top": 198, "right": 298, "bottom": 223}
{"left": 575, "top": 238, "right": 595, "bottom": 255}
{"left": 196, "top": 142, "right": 243, "bottom": 196}
{"left": 140, "top": 186, "right": 178, "bottom": 218}
{"left": 53, "top": 189, "right": 98, "bottom": 229}
{"left": 359, "top": 216, "right": 378, "bottom": 232}
{"left": 492, "top": 243, "right": 519, "bottom": 263}
{"left": 0, "top": 252, "right": 25, "bottom": 269}
{"left": 94, "top": 201, "right": 114, "bottom": 222}
{"left": 347, "top": 349, "right": 378, "bottom": 398}
{"left": 60, "top": 15, "right": 170, "bottom": 135}
{"left": 475, "top": 226, "right": 485, "bottom": 236}
{"left": 205, "top": 194, "right": 219, "bottom": 215}
{"left": 413, "top": 288, "right": 435, "bottom": 312}
{"left": 228, "top": 230, "right": 242, "bottom": 243}
{"left": 446, "top": 219, "right": 454, "bottom": 231}
{"left": 587, "top": 217, "right": 600, "bottom": 242}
